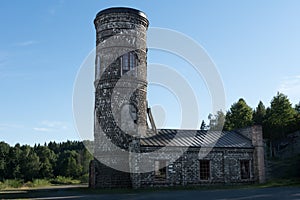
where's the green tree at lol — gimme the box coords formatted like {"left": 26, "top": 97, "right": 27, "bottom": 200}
{"left": 295, "top": 102, "right": 300, "bottom": 130}
{"left": 0, "top": 142, "right": 10, "bottom": 180}
{"left": 223, "top": 111, "right": 231, "bottom": 130}
{"left": 35, "top": 146, "right": 57, "bottom": 178}
{"left": 295, "top": 102, "right": 300, "bottom": 113}
{"left": 253, "top": 101, "right": 266, "bottom": 125}
{"left": 20, "top": 145, "right": 40, "bottom": 181}
{"left": 224, "top": 98, "right": 253, "bottom": 130}
{"left": 48, "top": 141, "right": 59, "bottom": 154}
{"left": 208, "top": 110, "right": 225, "bottom": 131}
{"left": 265, "top": 92, "right": 296, "bottom": 141}
{"left": 78, "top": 148, "right": 93, "bottom": 176}
{"left": 0, "top": 141, "right": 93, "bottom": 180}
{"left": 200, "top": 120, "right": 207, "bottom": 130}
{"left": 56, "top": 150, "right": 82, "bottom": 178}
{"left": 6, "top": 144, "right": 22, "bottom": 179}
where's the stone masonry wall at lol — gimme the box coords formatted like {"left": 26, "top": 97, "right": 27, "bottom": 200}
{"left": 92, "top": 8, "right": 149, "bottom": 188}
{"left": 237, "top": 126, "right": 266, "bottom": 183}
{"left": 136, "top": 147, "right": 255, "bottom": 188}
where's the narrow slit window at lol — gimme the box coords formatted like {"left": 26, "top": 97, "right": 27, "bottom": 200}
{"left": 130, "top": 52, "right": 135, "bottom": 70}
{"left": 154, "top": 160, "right": 167, "bottom": 181}
{"left": 122, "top": 53, "right": 129, "bottom": 74}
{"left": 199, "top": 160, "right": 210, "bottom": 180}
{"left": 240, "top": 160, "right": 250, "bottom": 179}
{"left": 121, "top": 52, "right": 137, "bottom": 76}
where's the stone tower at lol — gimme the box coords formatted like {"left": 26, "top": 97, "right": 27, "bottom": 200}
{"left": 91, "top": 7, "right": 149, "bottom": 188}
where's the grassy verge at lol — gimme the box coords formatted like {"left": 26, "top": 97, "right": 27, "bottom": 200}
{"left": 1, "top": 178, "right": 299, "bottom": 192}
{"left": 0, "top": 176, "right": 83, "bottom": 190}
{"left": 50, "top": 176, "right": 81, "bottom": 185}
{"left": 0, "top": 179, "right": 23, "bottom": 190}
{"left": 255, "top": 178, "right": 300, "bottom": 188}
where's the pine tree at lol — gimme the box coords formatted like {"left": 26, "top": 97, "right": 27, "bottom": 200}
{"left": 200, "top": 120, "right": 207, "bottom": 130}
{"left": 57, "top": 150, "right": 82, "bottom": 178}
{"left": 295, "top": 102, "right": 300, "bottom": 130}
{"left": 265, "top": 92, "right": 296, "bottom": 141}
{"left": 20, "top": 145, "right": 40, "bottom": 181}
{"left": 0, "top": 142, "right": 10, "bottom": 181}
{"left": 6, "top": 144, "right": 22, "bottom": 179}
{"left": 295, "top": 102, "right": 300, "bottom": 114}
{"left": 224, "top": 98, "right": 253, "bottom": 130}
{"left": 35, "top": 146, "right": 57, "bottom": 178}
{"left": 253, "top": 101, "right": 266, "bottom": 125}
{"left": 209, "top": 110, "right": 225, "bottom": 131}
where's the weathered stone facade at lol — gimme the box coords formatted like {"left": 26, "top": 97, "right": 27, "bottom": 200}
{"left": 127, "top": 127, "right": 265, "bottom": 188}
{"left": 136, "top": 148, "right": 255, "bottom": 187}
{"left": 91, "top": 7, "right": 149, "bottom": 188}
{"left": 90, "top": 7, "right": 265, "bottom": 189}
{"left": 237, "top": 126, "right": 266, "bottom": 184}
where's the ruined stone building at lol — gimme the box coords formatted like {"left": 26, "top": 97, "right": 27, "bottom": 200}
{"left": 89, "top": 7, "right": 265, "bottom": 188}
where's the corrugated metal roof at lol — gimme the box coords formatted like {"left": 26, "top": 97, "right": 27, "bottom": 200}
{"left": 140, "top": 129, "right": 253, "bottom": 148}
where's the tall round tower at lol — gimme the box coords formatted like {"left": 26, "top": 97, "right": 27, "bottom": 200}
{"left": 92, "top": 7, "right": 149, "bottom": 188}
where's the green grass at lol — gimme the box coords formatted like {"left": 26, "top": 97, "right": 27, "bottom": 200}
{"left": 0, "top": 179, "right": 23, "bottom": 190}
{"left": 50, "top": 176, "right": 81, "bottom": 185}
{"left": 256, "top": 178, "right": 300, "bottom": 188}
{"left": 21, "top": 179, "right": 51, "bottom": 188}
{"left": 268, "top": 154, "right": 300, "bottom": 179}
{"left": 1, "top": 177, "right": 299, "bottom": 192}
{"left": 0, "top": 177, "right": 83, "bottom": 190}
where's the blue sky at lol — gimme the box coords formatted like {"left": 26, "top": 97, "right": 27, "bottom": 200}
{"left": 1, "top": 0, "right": 300, "bottom": 145}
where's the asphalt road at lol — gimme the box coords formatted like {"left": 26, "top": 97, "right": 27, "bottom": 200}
{"left": 1, "top": 185, "right": 300, "bottom": 200}
{"left": 86, "top": 187, "right": 300, "bottom": 200}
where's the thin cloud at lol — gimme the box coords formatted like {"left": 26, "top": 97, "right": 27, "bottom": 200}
{"left": 33, "top": 120, "right": 69, "bottom": 132}
{"left": 42, "top": 120, "right": 60, "bottom": 127}
{"left": 15, "top": 40, "right": 38, "bottom": 47}
{"left": 0, "top": 70, "right": 33, "bottom": 80}
{"left": 0, "top": 123, "right": 24, "bottom": 130}
{"left": 33, "top": 127, "right": 51, "bottom": 132}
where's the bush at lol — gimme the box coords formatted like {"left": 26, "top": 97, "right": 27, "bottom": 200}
{"left": 0, "top": 179, "right": 51, "bottom": 189}
{"left": 23, "top": 181, "right": 34, "bottom": 188}
{"left": 50, "top": 176, "right": 80, "bottom": 185}
{"left": 79, "top": 174, "right": 89, "bottom": 183}
{"left": 0, "top": 177, "right": 81, "bottom": 189}
{"left": 0, "top": 182, "right": 5, "bottom": 190}
{"left": 32, "top": 179, "right": 50, "bottom": 187}
{"left": 1, "top": 179, "right": 23, "bottom": 189}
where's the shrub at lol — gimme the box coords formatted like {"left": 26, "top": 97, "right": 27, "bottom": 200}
{"left": 79, "top": 174, "right": 89, "bottom": 183}
{"left": 32, "top": 179, "right": 50, "bottom": 187}
{"left": 50, "top": 176, "right": 80, "bottom": 185}
{"left": 2, "top": 179, "right": 23, "bottom": 189}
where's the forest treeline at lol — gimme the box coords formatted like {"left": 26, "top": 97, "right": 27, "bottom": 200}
{"left": 0, "top": 140, "right": 93, "bottom": 182}
{"left": 203, "top": 92, "right": 300, "bottom": 153}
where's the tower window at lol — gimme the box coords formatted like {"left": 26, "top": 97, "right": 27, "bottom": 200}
{"left": 129, "top": 104, "right": 137, "bottom": 123}
{"left": 120, "top": 104, "right": 137, "bottom": 133}
{"left": 121, "top": 52, "right": 137, "bottom": 76}
{"left": 199, "top": 160, "right": 210, "bottom": 180}
{"left": 240, "top": 160, "right": 250, "bottom": 179}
